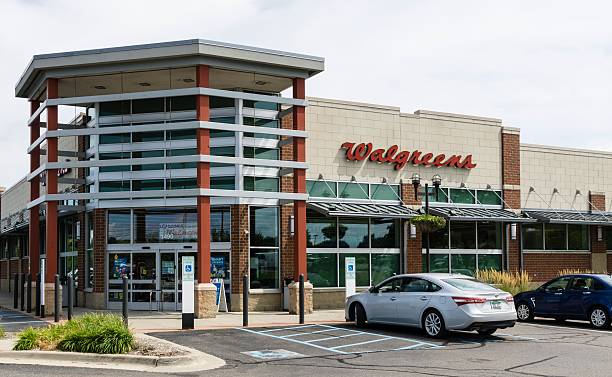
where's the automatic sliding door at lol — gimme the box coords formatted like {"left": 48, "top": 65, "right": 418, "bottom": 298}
{"left": 131, "top": 252, "right": 157, "bottom": 310}
{"left": 160, "top": 252, "right": 177, "bottom": 311}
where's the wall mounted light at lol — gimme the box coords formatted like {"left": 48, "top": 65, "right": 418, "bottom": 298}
{"left": 598, "top": 225, "right": 603, "bottom": 242}
{"left": 510, "top": 223, "right": 517, "bottom": 240}
{"left": 411, "top": 173, "right": 421, "bottom": 201}
{"left": 290, "top": 215, "right": 295, "bottom": 236}
{"left": 410, "top": 223, "right": 417, "bottom": 239}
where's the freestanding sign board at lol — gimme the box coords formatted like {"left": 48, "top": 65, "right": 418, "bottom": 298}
{"left": 345, "top": 257, "right": 356, "bottom": 298}
{"left": 182, "top": 256, "right": 195, "bottom": 329}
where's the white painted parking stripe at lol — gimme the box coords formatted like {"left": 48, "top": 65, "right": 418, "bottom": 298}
{"left": 305, "top": 332, "right": 366, "bottom": 343}
{"left": 497, "top": 333, "right": 538, "bottom": 341}
{"left": 239, "top": 327, "right": 349, "bottom": 354}
{"left": 0, "top": 320, "right": 44, "bottom": 325}
{"left": 318, "top": 325, "right": 443, "bottom": 348}
{"left": 280, "top": 328, "right": 338, "bottom": 338}
{"left": 390, "top": 343, "right": 429, "bottom": 351}
{"left": 521, "top": 322, "right": 612, "bottom": 335}
{"left": 330, "top": 337, "right": 392, "bottom": 350}
{"left": 258, "top": 324, "right": 318, "bottom": 333}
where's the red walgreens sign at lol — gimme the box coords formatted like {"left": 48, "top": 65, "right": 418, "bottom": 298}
{"left": 340, "top": 142, "right": 477, "bottom": 171}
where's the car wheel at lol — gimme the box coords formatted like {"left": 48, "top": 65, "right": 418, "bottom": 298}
{"left": 354, "top": 303, "right": 367, "bottom": 328}
{"left": 477, "top": 328, "right": 497, "bottom": 336}
{"left": 589, "top": 307, "right": 610, "bottom": 329}
{"left": 422, "top": 310, "right": 448, "bottom": 338}
{"left": 516, "top": 302, "right": 534, "bottom": 322}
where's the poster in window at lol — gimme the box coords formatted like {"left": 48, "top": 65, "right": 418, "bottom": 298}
{"left": 159, "top": 223, "right": 197, "bottom": 241}
{"left": 112, "top": 254, "right": 128, "bottom": 279}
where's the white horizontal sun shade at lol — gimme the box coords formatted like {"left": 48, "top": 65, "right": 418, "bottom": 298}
{"left": 429, "top": 206, "right": 536, "bottom": 223}
{"left": 522, "top": 209, "right": 612, "bottom": 225}
{"left": 307, "top": 202, "right": 417, "bottom": 219}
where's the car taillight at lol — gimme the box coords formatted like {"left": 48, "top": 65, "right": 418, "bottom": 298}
{"left": 452, "top": 296, "right": 486, "bottom": 306}
{"left": 505, "top": 296, "right": 514, "bottom": 303}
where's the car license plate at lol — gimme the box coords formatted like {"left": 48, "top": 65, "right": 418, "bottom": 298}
{"left": 490, "top": 300, "right": 502, "bottom": 310}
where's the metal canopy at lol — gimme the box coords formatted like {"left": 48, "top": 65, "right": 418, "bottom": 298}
{"left": 429, "top": 206, "right": 535, "bottom": 223}
{"left": 308, "top": 201, "right": 417, "bottom": 219}
{"left": 522, "top": 209, "right": 612, "bottom": 225}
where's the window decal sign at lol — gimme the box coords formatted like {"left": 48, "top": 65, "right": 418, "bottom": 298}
{"left": 340, "top": 142, "right": 477, "bottom": 171}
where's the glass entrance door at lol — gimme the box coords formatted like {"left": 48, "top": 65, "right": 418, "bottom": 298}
{"left": 130, "top": 252, "right": 157, "bottom": 310}
{"left": 160, "top": 252, "right": 177, "bottom": 311}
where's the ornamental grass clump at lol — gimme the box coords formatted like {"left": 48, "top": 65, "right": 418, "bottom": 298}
{"left": 558, "top": 269, "right": 595, "bottom": 276}
{"left": 476, "top": 269, "right": 531, "bottom": 296}
{"left": 410, "top": 214, "right": 446, "bottom": 233}
{"left": 0, "top": 326, "right": 5, "bottom": 339}
{"left": 13, "top": 313, "right": 133, "bottom": 354}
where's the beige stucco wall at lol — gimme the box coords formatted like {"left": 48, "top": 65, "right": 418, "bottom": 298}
{"left": 521, "top": 144, "right": 612, "bottom": 211}
{"left": 306, "top": 97, "right": 504, "bottom": 189}
{"left": 1, "top": 177, "right": 29, "bottom": 219}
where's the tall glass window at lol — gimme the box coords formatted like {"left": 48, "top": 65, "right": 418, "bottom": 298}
{"left": 211, "top": 208, "right": 230, "bottom": 242}
{"left": 450, "top": 222, "right": 476, "bottom": 249}
{"left": 449, "top": 188, "right": 476, "bottom": 204}
{"left": 108, "top": 211, "right": 131, "bottom": 244}
{"left": 522, "top": 224, "right": 544, "bottom": 249}
{"left": 338, "top": 218, "right": 369, "bottom": 248}
{"left": 307, "top": 254, "right": 337, "bottom": 288}
{"left": 370, "top": 219, "right": 398, "bottom": 248}
{"left": 338, "top": 182, "right": 368, "bottom": 200}
{"left": 306, "top": 180, "right": 337, "bottom": 198}
{"left": 306, "top": 210, "right": 337, "bottom": 248}
{"left": 370, "top": 184, "right": 399, "bottom": 201}
{"left": 250, "top": 207, "right": 279, "bottom": 289}
{"left": 545, "top": 224, "right": 567, "bottom": 250}
{"left": 477, "top": 222, "right": 502, "bottom": 249}
{"left": 568, "top": 224, "right": 589, "bottom": 250}
{"left": 133, "top": 209, "right": 197, "bottom": 243}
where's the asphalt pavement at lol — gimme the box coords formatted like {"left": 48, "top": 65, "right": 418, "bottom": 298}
{"left": 3, "top": 318, "right": 612, "bottom": 376}
{"left": 0, "top": 308, "right": 47, "bottom": 332}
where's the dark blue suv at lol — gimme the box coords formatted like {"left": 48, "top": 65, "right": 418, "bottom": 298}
{"left": 514, "top": 274, "right": 612, "bottom": 329}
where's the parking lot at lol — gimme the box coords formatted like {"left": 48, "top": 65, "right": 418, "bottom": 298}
{"left": 154, "top": 319, "right": 612, "bottom": 377}
{"left": 0, "top": 308, "right": 46, "bottom": 332}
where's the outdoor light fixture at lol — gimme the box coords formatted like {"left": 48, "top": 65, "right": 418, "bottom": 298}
{"left": 510, "top": 223, "right": 517, "bottom": 240}
{"left": 318, "top": 173, "right": 324, "bottom": 180}
{"left": 410, "top": 223, "right": 417, "bottom": 239}
{"left": 255, "top": 80, "right": 268, "bottom": 86}
{"left": 432, "top": 174, "right": 442, "bottom": 201}
{"left": 182, "top": 78, "right": 195, "bottom": 83}
{"left": 290, "top": 215, "right": 295, "bottom": 236}
{"left": 598, "top": 226, "right": 603, "bottom": 242}
{"left": 486, "top": 184, "right": 492, "bottom": 190}
{"left": 350, "top": 175, "right": 357, "bottom": 182}
{"left": 411, "top": 173, "right": 421, "bottom": 201}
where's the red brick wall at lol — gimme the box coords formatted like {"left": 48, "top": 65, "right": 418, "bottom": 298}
{"left": 92, "top": 209, "right": 106, "bottom": 293}
{"left": 501, "top": 132, "right": 520, "bottom": 187}
{"left": 406, "top": 227, "right": 422, "bottom": 273}
{"left": 523, "top": 253, "right": 591, "bottom": 282}
{"left": 400, "top": 183, "right": 420, "bottom": 206}
{"left": 589, "top": 192, "right": 606, "bottom": 212}
{"left": 280, "top": 204, "right": 295, "bottom": 283}
{"left": 230, "top": 205, "right": 249, "bottom": 295}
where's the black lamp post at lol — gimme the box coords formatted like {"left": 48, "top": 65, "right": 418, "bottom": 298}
{"left": 411, "top": 173, "right": 442, "bottom": 273}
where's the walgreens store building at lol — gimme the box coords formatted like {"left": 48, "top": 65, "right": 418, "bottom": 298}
{"left": 1, "top": 39, "right": 612, "bottom": 316}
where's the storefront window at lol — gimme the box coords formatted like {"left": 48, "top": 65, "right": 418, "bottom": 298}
{"left": 477, "top": 191, "right": 502, "bottom": 206}
{"left": 307, "top": 211, "right": 337, "bottom": 248}
{"left": 307, "top": 253, "right": 337, "bottom": 288}
{"left": 370, "top": 184, "right": 399, "bottom": 201}
{"left": 306, "top": 180, "right": 337, "bottom": 198}
{"left": 108, "top": 211, "right": 131, "bottom": 244}
{"left": 522, "top": 224, "right": 544, "bottom": 249}
{"left": 427, "top": 187, "right": 449, "bottom": 203}
{"left": 568, "top": 224, "right": 589, "bottom": 250}
{"left": 451, "top": 254, "right": 477, "bottom": 276}
{"left": 545, "top": 224, "right": 566, "bottom": 250}
{"left": 211, "top": 177, "right": 236, "bottom": 190}
{"left": 370, "top": 219, "right": 398, "bottom": 248}
{"left": 244, "top": 177, "right": 279, "bottom": 192}
{"left": 250, "top": 249, "right": 279, "bottom": 289}
{"left": 371, "top": 254, "right": 399, "bottom": 285}
{"left": 211, "top": 208, "right": 230, "bottom": 242}
{"left": 244, "top": 147, "right": 278, "bottom": 160}
{"left": 339, "top": 254, "right": 370, "bottom": 287}
{"left": 133, "top": 209, "right": 197, "bottom": 243}
{"left": 429, "top": 224, "right": 449, "bottom": 249}
{"left": 450, "top": 222, "right": 476, "bottom": 249}
{"left": 449, "top": 188, "right": 475, "bottom": 204}
{"left": 426, "top": 254, "right": 450, "bottom": 273}
{"left": 478, "top": 222, "right": 502, "bottom": 249}
{"left": 132, "top": 179, "right": 164, "bottom": 191}
{"left": 606, "top": 227, "right": 612, "bottom": 251}
{"left": 339, "top": 218, "right": 369, "bottom": 248}
{"left": 250, "top": 207, "right": 279, "bottom": 247}
{"left": 478, "top": 254, "right": 502, "bottom": 271}
{"left": 338, "top": 182, "right": 368, "bottom": 200}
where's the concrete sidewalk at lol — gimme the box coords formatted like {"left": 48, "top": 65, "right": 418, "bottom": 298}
{"left": 0, "top": 290, "right": 345, "bottom": 332}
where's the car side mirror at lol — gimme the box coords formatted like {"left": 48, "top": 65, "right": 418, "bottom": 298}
{"left": 369, "top": 286, "right": 378, "bottom": 294}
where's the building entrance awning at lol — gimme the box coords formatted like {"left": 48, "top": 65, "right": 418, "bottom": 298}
{"left": 522, "top": 209, "right": 612, "bottom": 225}
{"left": 429, "top": 206, "right": 535, "bottom": 223}
{"left": 307, "top": 201, "right": 417, "bottom": 219}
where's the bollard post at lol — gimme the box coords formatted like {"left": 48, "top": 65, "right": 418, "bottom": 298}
{"left": 299, "top": 274, "right": 305, "bottom": 325}
{"left": 54, "top": 274, "right": 60, "bottom": 322}
{"left": 67, "top": 275, "right": 73, "bottom": 321}
{"left": 122, "top": 275, "right": 128, "bottom": 326}
{"left": 13, "top": 274, "right": 18, "bottom": 309}
{"left": 242, "top": 275, "right": 249, "bottom": 327}
{"left": 35, "top": 273, "right": 41, "bottom": 317}
{"left": 20, "top": 273, "right": 25, "bottom": 311}
{"left": 26, "top": 274, "right": 32, "bottom": 313}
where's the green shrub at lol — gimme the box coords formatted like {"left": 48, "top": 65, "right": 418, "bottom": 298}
{"left": 13, "top": 313, "right": 133, "bottom": 354}
{"left": 476, "top": 269, "right": 532, "bottom": 296}
{"left": 410, "top": 214, "right": 446, "bottom": 233}
{"left": 0, "top": 326, "right": 5, "bottom": 339}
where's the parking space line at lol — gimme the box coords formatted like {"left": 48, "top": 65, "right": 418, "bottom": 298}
{"left": 258, "top": 324, "right": 318, "bottom": 333}
{"left": 318, "top": 325, "right": 443, "bottom": 348}
{"left": 239, "top": 327, "right": 349, "bottom": 355}
{"left": 330, "top": 337, "right": 393, "bottom": 350}
{"left": 390, "top": 343, "right": 429, "bottom": 351}
{"left": 305, "top": 332, "right": 365, "bottom": 343}
{"left": 497, "top": 333, "right": 538, "bottom": 341}
{"left": 0, "top": 320, "right": 43, "bottom": 325}
{"left": 280, "top": 328, "right": 338, "bottom": 338}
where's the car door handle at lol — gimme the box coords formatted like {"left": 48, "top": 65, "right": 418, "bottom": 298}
{"left": 582, "top": 291, "right": 592, "bottom": 295}
{"left": 390, "top": 297, "right": 397, "bottom": 301}
{"left": 420, "top": 296, "right": 428, "bottom": 301}
{"left": 554, "top": 292, "right": 563, "bottom": 295}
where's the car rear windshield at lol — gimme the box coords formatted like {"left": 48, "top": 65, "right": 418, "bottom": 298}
{"left": 442, "top": 278, "right": 498, "bottom": 291}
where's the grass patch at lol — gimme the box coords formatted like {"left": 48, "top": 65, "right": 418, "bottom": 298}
{"left": 13, "top": 313, "right": 133, "bottom": 354}
{"left": 477, "top": 269, "right": 532, "bottom": 296}
{"left": 558, "top": 268, "right": 595, "bottom": 276}
{"left": 0, "top": 326, "right": 5, "bottom": 338}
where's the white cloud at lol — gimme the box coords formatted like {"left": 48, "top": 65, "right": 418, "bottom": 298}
{"left": 1, "top": 0, "right": 611, "bottom": 186}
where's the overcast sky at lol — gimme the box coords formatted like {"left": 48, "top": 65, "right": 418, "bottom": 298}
{"left": 1, "top": 0, "right": 611, "bottom": 187}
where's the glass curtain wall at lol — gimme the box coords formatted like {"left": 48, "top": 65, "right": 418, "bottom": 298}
{"left": 522, "top": 223, "right": 589, "bottom": 251}
{"left": 249, "top": 207, "right": 280, "bottom": 289}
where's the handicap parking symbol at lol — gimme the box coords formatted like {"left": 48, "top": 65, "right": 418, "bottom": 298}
{"left": 185, "top": 265, "right": 192, "bottom": 272}
{"left": 348, "top": 265, "right": 354, "bottom": 272}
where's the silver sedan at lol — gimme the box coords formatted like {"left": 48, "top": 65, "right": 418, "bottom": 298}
{"left": 345, "top": 273, "right": 517, "bottom": 338}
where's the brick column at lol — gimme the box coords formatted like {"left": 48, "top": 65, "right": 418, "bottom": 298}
{"left": 194, "top": 65, "right": 216, "bottom": 318}
{"left": 288, "top": 78, "right": 312, "bottom": 314}
{"left": 401, "top": 183, "right": 422, "bottom": 273}
{"left": 501, "top": 127, "right": 521, "bottom": 272}
{"left": 589, "top": 192, "right": 606, "bottom": 272}
{"left": 230, "top": 204, "right": 249, "bottom": 311}
{"left": 29, "top": 100, "right": 41, "bottom": 278}
{"left": 280, "top": 113, "right": 295, "bottom": 282}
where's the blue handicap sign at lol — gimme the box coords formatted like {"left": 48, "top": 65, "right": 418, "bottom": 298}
{"left": 185, "top": 265, "right": 192, "bottom": 273}
{"left": 348, "top": 265, "right": 354, "bottom": 272}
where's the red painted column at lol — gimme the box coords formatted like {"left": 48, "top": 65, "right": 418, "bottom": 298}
{"left": 45, "top": 79, "right": 59, "bottom": 283}
{"left": 196, "top": 65, "right": 211, "bottom": 284}
{"left": 29, "top": 100, "right": 41, "bottom": 277}
{"left": 292, "top": 78, "right": 307, "bottom": 281}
